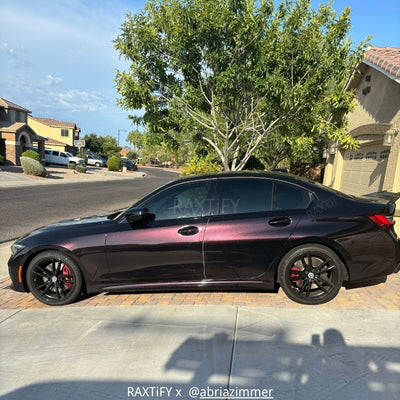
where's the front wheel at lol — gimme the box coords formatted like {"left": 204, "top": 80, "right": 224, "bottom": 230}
{"left": 95, "top": 162, "right": 100, "bottom": 167}
{"left": 277, "top": 244, "right": 344, "bottom": 305}
{"left": 26, "top": 251, "right": 83, "bottom": 306}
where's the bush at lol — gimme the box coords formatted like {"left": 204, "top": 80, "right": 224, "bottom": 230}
{"left": 76, "top": 153, "right": 88, "bottom": 164}
{"left": 180, "top": 155, "right": 222, "bottom": 177}
{"left": 75, "top": 164, "right": 86, "bottom": 174}
{"left": 107, "top": 156, "right": 121, "bottom": 171}
{"left": 20, "top": 157, "right": 47, "bottom": 177}
{"left": 68, "top": 162, "right": 76, "bottom": 169}
{"left": 21, "top": 149, "right": 41, "bottom": 162}
{"left": 0, "top": 155, "right": 4, "bottom": 165}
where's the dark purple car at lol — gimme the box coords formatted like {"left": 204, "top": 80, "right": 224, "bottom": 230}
{"left": 8, "top": 172, "right": 400, "bottom": 306}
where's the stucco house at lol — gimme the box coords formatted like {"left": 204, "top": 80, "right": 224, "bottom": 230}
{"left": 323, "top": 46, "right": 400, "bottom": 227}
{"left": 0, "top": 98, "right": 46, "bottom": 165}
{"left": 28, "top": 116, "right": 81, "bottom": 152}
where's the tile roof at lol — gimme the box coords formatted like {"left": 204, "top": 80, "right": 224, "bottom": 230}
{"left": 0, "top": 98, "right": 31, "bottom": 113}
{"left": 0, "top": 121, "right": 28, "bottom": 132}
{"left": 30, "top": 116, "right": 78, "bottom": 129}
{"left": 0, "top": 121, "right": 46, "bottom": 141}
{"left": 365, "top": 46, "right": 400, "bottom": 79}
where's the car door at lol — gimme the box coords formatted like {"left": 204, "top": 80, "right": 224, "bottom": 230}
{"left": 105, "top": 179, "right": 215, "bottom": 284}
{"left": 203, "top": 177, "right": 311, "bottom": 283}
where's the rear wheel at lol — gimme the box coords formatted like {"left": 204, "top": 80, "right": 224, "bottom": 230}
{"left": 26, "top": 251, "right": 83, "bottom": 306}
{"left": 277, "top": 244, "right": 344, "bottom": 305}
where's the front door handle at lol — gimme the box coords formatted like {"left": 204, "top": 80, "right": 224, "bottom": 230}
{"left": 178, "top": 225, "right": 200, "bottom": 236}
{"left": 268, "top": 217, "right": 291, "bottom": 227}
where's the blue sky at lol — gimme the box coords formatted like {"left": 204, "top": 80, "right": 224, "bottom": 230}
{"left": 1, "top": 0, "right": 399, "bottom": 147}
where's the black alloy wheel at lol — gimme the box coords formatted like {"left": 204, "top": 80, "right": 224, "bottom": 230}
{"left": 26, "top": 251, "right": 83, "bottom": 306}
{"left": 278, "top": 244, "right": 345, "bottom": 305}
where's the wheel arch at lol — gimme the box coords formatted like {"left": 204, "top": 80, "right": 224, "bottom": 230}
{"left": 21, "top": 245, "right": 87, "bottom": 292}
{"left": 274, "top": 238, "right": 350, "bottom": 284}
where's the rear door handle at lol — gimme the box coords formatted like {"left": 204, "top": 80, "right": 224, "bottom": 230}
{"left": 268, "top": 217, "right": 291, "bottom": 227}
{"left": 178, "top": 225, "right": 200, "bottom": 236}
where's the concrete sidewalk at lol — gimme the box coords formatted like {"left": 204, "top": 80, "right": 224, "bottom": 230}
{"left": 0, "top": 165, "right": 147, "bottom": 188}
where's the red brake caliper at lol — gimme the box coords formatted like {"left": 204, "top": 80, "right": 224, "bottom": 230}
{"left": 62, "top": 265, "right": 73, "bottom": 289}
{"left": 290, "top": 267, "right": 301, "bottom": 283}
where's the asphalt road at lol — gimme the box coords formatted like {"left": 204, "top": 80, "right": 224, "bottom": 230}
{"left": 0, "top": 167, "right": 178, "bottom": 243}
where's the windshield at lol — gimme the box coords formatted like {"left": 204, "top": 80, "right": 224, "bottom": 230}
{"left": 66, "top": 152, "right": 73, "bottom": 157}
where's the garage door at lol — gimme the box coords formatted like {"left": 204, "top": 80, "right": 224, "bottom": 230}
{"left": 340, "top": 144, "right": 390, "bottom": 195}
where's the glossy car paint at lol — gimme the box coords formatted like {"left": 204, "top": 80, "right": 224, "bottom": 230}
{"left": 8, "top": 172, "right": 400, "bottom": 301}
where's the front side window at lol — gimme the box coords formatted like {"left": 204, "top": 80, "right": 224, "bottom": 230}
{"left": 142, "top": 181, "right": 212, "bottom": 221}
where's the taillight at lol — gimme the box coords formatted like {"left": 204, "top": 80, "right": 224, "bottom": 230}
{"left": 368, "top": 214, "right": 395, "bottom": 228}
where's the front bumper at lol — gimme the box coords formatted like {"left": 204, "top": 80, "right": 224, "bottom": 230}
{"left": 8, "top": 252, "right": 28, "bottom": 292}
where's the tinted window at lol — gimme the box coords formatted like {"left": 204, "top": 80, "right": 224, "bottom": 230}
{"left": 217, "top": 178, "right": 273, "bottom": 215}
{"left": 142, "top": 181, "right": 212, "bottom": 221}
{"left": 52, "top": 151, "right": 59, "bottom": 156}
{"left": 274, "top": 182, "right": 311, "bottom": 210}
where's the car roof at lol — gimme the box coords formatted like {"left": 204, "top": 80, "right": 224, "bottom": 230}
{"left": 171, "top": 171, "right": 312, "bottom": 186}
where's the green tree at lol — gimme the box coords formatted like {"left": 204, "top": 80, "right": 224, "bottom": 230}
{"left": 101, "top": 135, "right": 121, "bottom": 158}
{"left": 115, "top": 0, "right": 367, "bottom": 171}
{"left": 126, "top": 129, "right": 144, "bottom": 151}
{"left": 82, "top": 133, "right": 105, "bottom": 154}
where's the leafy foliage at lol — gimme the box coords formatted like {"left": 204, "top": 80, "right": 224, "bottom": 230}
{"left": 107, "top": 156, "right": 121, "bottom": 171}
{"left": 21, "top": 150, "right": 41, "bottom": 162}
{"left": 0, "top": 155, "right": 5, "bottom": 165}
{"left": 76, "top": 153, "right": 88, "bottom": 164}
{"left": 20, "top": 157, "right": 47, "bottom": 177}
{"left": 82, "top": 134, "right": 121, "bottom": 158}
{"left": 75, "top": 164, "right": 87, "bottom": 174}
{"left": 180, "top": 155, "right": 222, "bottom": 176}
{"left": 115, "top": 0, "right": 368, "bottom": 171}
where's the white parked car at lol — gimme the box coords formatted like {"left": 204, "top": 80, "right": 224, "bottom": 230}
{"left": 85, "top": 154, "right": 106, "bottom": 167}
{"left": 45, "top": 150, "right": 85, "bottom": 166}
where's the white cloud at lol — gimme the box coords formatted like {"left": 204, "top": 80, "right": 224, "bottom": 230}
{"left": 0, "top": 42, "right": 30, "bottom": 68}
{"left": 1, "top": 75, "right": 108, "bottom": 115}
{"left": 57, "top": 90, "right": 107, "bottom": 113}
{"left": 45, "top": 75, "right": 63, "bottom": 86}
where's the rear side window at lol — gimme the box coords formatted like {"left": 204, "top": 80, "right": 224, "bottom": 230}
{"left": 274, "top": 182, "right": 311, "bottom": 210}
{"left": 216, "top": 178, "right": 311, "bottom": 215}
{"left": 217, "top": 178, "right": 273, "bottom": 214}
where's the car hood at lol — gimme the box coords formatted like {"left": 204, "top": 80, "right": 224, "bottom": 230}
{"left": 18, "top": 215, "right": 114, "bottom": 241}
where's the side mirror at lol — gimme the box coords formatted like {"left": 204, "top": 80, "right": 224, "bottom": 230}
{"left": 125, "top": 207, "right": 155, "bottom": 224}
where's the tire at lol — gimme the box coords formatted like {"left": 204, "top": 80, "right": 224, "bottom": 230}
{"left": 277, "top": 244, "right": 344, "bottom": 305}
{"left": 26, "top": 251, "right": 83, "bottom": 306}
{"left": 95, "top": 162, "right": 100, "bottom": 167}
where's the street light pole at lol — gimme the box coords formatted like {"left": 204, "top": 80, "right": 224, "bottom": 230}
{"left": 117, "top": 129, "right": 127, "bottom": 146}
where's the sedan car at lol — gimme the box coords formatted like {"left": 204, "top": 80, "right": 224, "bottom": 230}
{"left": 8, "top": 172, "right": 400, "bottom": 306}
{"left": 120, "top": 159, "right": 138, "bottom": 171}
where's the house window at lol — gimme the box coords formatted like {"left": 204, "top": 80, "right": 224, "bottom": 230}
{"left": 354, "top": 153, "right": 364, "bottom": 160}
{"left": 380, "top": 149, "right": 390, "bottom": 159}
{"left": 61, "top": 129, "right": 69, "bottom": 137}
{"left": 365, "top": 152, "right": 377, "bottom": 160}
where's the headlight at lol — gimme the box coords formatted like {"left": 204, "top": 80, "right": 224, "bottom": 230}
{"left": 11, "top": 243, "right": 26, "bottom": 256}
